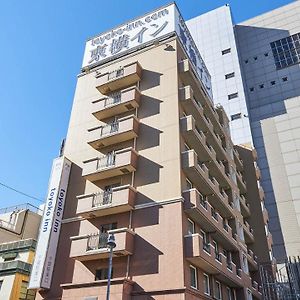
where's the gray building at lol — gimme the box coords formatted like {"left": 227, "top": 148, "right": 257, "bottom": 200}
{"left": 188, "top": 0, "right": 300, "bottom": 265}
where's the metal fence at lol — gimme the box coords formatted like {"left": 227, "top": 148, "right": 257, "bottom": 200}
{"left": 260, "top": 257, "right": 300, "bottom": 299}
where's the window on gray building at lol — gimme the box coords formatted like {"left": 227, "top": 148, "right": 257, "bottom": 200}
{"left": 231, "top": 113, "right": 242, "bottom": 121}
{"left": 222, "top": 48, "right": 231, "bottom": 55}
{"left": 282, "top": 76, "right": 288, "bottom": 82}
{"left": 245, "top": 59, "right": 249, "bottom": 64}
{"left": 249, "top": 87, "right": 254, "bottom": 92}
{"left": 254, "top": 56, "right": 258, "bottom": 61}
{"left": 259, "top": 84, "right": 264, "bottom": 89}
{"left": 264, "top": 53, "right": 269, "bottom": 57}
{"left": 270, "top": 32, "right": 300, "bottom": 69}
{"left": 228, "top": 93, "right": 238, "bottom": 100}
{"left": 271, "top": 81, "right": 276, "bottom": 86}
{"left": 225, "top": 72, "right": 235, "bottom": 79}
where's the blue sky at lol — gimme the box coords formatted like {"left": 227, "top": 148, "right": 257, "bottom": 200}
{"left": 0, "top": 0, "right": 294, "bottom": 208}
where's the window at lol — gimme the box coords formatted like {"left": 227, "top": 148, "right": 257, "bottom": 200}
{"left": 264, "top": 53, "right": 269, "bottom": 57}
{"left": 19, "top": 281, "right": 35, "bottom": 300}
{"left": 254, "top": 56, "right": 258, "bottom": 61}
{"left": 259, "top": 84, "right": 264, "bottom": 89}
{"left": 242, "top": 254, "right": 249, "bottom": 273}
{"left": 95, "top": 268, "right": 113, "bottom": 280}
{"left": 187, "top": 219, "right": 195, "bottom": 235}
{"left": 245, "top": 59, "right": 249, "bottom": 64}
{"left": 190, "top": 265, "right": 198, "bottom": 289}
{"left": 213, "top": 240, "right": 221, "bottom": 262}
{"left": 282, "top": 76, "right": 288, "bottom": 82}
{"left": 247, "top": 289, "right": 253, "bottom": 300}
{"left": 270, "top": 32, "right": 300, "bottom": 69}
{"left": 203, "top": 273, "right": 210, "bottom": 295}
{"left": 231, "top": 113, "right": 242, "bottom": 121}
{"left": 227, "top": 287, "right": 236, "bottom": 300}
{"left": 215, "top": 281, "right": 222, "bottom": 299}
{"left": 228, "top": 93, "right": 238, "bottom": 100}
{"left": 249, "top": 87, "right": 254, "bottom": 92}
{"left": 225, "top": 72, "right": 235, "bottom": 79}
{"left": 201, "top": 230, "right": 210, "bottom": 253}
{"left": 222, "top": 48, "right": 231, "bottom": 55}
{"left": 271, "top": 80, "right": 276, "bottom": 85}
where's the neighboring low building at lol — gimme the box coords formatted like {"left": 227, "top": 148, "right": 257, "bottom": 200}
{"left": 0, "top": 203, "right": 42, "bottom": 300}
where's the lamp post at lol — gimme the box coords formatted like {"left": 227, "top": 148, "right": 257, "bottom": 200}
{"left": 106, "top": 233, "right": 116, "bottom": 300}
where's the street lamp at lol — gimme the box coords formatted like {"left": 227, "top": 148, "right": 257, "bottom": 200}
{"left": 106, "top": 233, "right": 116, "bottom": 300}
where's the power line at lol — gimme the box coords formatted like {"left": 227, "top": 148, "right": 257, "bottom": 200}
{"left": 0, "top": 181, "right": 44, "bottom": 203}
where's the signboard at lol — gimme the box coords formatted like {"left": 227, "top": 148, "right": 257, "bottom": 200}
{"left": 174, "top": 9, "right": 213, "bottom": 99}
{"left": 29, "top": 157, "right": 71, "bottom": 290}
{"left": 82, "top": 5, "right": 176, "bottom": 69}
{"left": 82, "top": 4, "right": 212, "bottom": 101}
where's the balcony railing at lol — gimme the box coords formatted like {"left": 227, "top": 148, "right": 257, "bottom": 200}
{"left": 203, "top": 242, "right": 211, "bottom": 253}
{"left": 92, "top": 87, "right": 141, "bottom": 120}
{"left": 70, "top": 228, "right": 135, "bottom": 261}
{"left": 76, "top": 185, "right": 136, "bottom": 218}
{"left": 82, "top": 148, "right": 138, "bottom": 182}
{"left": 95, "top": 62, "right": 142, "bottom": 94}
{"left": 87, "top": 115, "right": 139, "bottom": 149}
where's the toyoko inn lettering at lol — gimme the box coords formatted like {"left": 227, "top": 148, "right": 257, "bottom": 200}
{"left": 29, "top": 157, "right": 71, "bottom": 290}
{"left": 81, "top": 3, "right": 213, "bottom": 100}
{"left": 82, "top": 6, "right": 175, "bottom": 68}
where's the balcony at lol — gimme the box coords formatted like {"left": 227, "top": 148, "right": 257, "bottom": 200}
{"left": 233, "top": 148, "right": 243, "bottom": 171}
{"left": 185, "top": 234, "right": 243, "bottom": 287}
{"left": 240, "top": 195, "right": 251, "bottom": 217}
{"left": 182, "top": 150, "right": 219, "bottom": 196}
{"left": 236, "top": 171, "right": 247, "bottom": 193}
{"left": 180, "top": 115, "right": 214, "bottom": 162}
{"left": 96, "top": 62, "right": 142, "bottom": 95}
{"left": 243, "top": 221, "right": 255, "bottom": 244}
{"left": 70, "top": 228, "right": 134, "bottom": 261}
{"left": 87, "top": 116, "right": 139, "bottom": 149}
{"left": 247, "top": 249, "right": 258, "bottom": 271}
{"left": 255, "top": 166, "right": 261, "bottom": 180}
{"left": 267, "top": 232, "right": 273, "bottom": 249}
{"left": 76, "top": 185, "right": 136, "bottom": 218}
{"left": 92, "top": 87, "right": 141, "bottom": 120}
{"left": 183, "top": 189, "right": 238, "bottom": 251}
{"left": 262, "top": 207, "right": 269, "bottom": 224}
{"left": 259, "top": 187, "right": 265, "bottom": 200}
{"left": 179, "top": 86, "right": 219, "bottom": 141}
{"left": 82, "top": 148, "right": 138, "bottom": 182}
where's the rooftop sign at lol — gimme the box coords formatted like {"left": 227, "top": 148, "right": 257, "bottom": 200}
{"left": 82, "top": 3, "right": 212, "bottom": 99}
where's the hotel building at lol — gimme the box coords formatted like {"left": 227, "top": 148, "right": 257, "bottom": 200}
{"left": 31, "top": 4, "right": 272, "bottom": 300}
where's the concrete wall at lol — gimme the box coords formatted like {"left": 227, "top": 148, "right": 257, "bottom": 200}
{"left": 235, "top": 0, "right": 300, "bottom": 262}
{"left": 261, "top": 96, "right": 300, "bottom": 259}
{"left": 187, "top": 5, "right": 252, "bottom": 145}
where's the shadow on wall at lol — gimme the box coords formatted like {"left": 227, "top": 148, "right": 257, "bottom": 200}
{"left": 63, "top": 163, "right": 86, "bottom": 219}
{"left": 129, "top": 234, "right": 163, "bottom": 277}
{"left": 235, "top": 24, "right": 300, "bottom": 262}
{"left": 138, "top": 95, "right": 162, "bottom": 119}
{"left": 139, "top": 69, "right": 162, "bottom": 91}
{"left": 134, "top": 156, "right": 162, "bottom": 187}
{"left": 136, "top": 123, "right": 162, "bottom": 151}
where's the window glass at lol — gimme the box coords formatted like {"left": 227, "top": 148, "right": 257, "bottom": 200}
{"left": 203, "top": 273, "right": 210, "bottom": 295}
{"left": 187, "top": 219, "right": 195, "bottom": 235}
{"left": 215, "top": 281, "right": 222, "bottom": 299}
{"left": 270, "top": 32, "right": 300, "bottom": 69}
{"left": 190, "top": 265, "right": 197, "bottom": 289}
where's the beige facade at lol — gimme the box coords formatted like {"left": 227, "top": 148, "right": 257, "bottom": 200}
{"left": 34, "top": 26, "right": 272, "bottom": 299}
{"left": 0, "top": 204, "right": 42, "bottom": 300}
